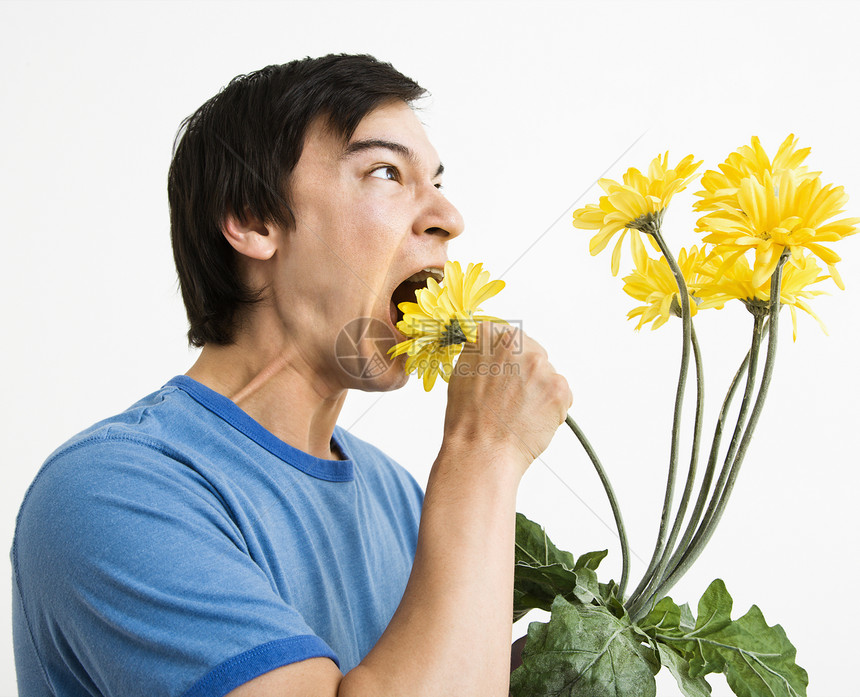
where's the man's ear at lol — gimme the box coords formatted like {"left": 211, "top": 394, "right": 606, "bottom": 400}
{"left": 222, "top": 212, "right": 278, "bottom": 261}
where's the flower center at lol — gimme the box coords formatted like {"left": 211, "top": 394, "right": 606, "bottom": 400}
{"left": 743, "top": 298, "right": 773, "bottom": 317}
{"left": 440, "top": 318, "right": 468, "bottom": 347}
{"left": 625, "top": 209, "right": 665, "bottom": 235}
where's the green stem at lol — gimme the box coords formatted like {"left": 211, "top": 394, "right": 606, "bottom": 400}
{"left": 565, "top": 414, "right": 630, "bottom": 597}
{"left": 648, "top": 250, "right": 789, "bottom": 603}
{"left": 661, "top": 320, "right": 770, "bottom": 581}
{"left": 635, "top": 314, "right": 764, "bottom": 618}
{"left": 628, "top": 324, "right": 705, "bottom": 617}
{"left": 687, "top": 314, "right": 764, "bottom": 548}
{"left": 625, "top": 230, "right": 692, "bottom": 612}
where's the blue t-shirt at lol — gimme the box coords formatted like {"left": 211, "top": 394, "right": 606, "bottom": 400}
{"left": 12, "top": 376, "right": 424, "bottom": 697}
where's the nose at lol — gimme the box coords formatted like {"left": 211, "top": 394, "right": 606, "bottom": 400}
{"left": 415, "top": 185, "right": 465, "bottom": 239}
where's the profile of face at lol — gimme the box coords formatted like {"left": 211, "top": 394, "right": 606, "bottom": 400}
{"left": 235, "top": 100, "right": 465, "bottom": 393}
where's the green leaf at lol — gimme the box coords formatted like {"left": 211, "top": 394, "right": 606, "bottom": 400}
{"left": 510, "top": 595, "right": 658, "bottom": 697}
{"left": 513, "top": 562, "right": 606, "bottom": 621}
{"left": 515, "top": 512, "right": 577, "bottom": 568}
{"left": 514, "top": 562, "right": 579, "bottom": 618}
{"left": 710, "top": 604, "right": 807, "bottom": 697}
{"left": 513, "top": 513, "right": 614, "bottom": 621}
{"left": 693, "top": 578, "right": 734, "bottom": 634}
{"left": 657, "top": 580, "right": 808, "bottom": 697}
{"left": 656, "top": 643, "right": 712, "bottom": 697}
{"left": 571, "top": 566, "right": 601, "bottom": 604}
{"left": 640, "top": 596, "right": 685, "bottom": 637}
{"left": 574, "top": 549, "right": 608, "bottom": 572}
{"left": 637, "top": 595, "right": 715, "bottom": 695}
{"left": 598, "top": 580, "right": 626, "bottom": 619}
{"left": 679, "top": 602, "right": 696, "bottom": 631}
{"left": 684, "top": 580, "right": 735, "bottom": 677}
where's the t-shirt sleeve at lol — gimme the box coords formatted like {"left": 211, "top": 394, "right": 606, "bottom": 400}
{"left": 12, "top": 432, "right": 340, "bottom": 697}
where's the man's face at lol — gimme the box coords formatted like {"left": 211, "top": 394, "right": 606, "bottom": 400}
{"left": 268, "top": 99, "right": 464, "bottom": 392}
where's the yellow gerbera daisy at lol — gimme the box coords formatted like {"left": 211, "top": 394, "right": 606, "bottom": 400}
{"left": 695, "top": 170, "right": 859, "bottom": 289}
{"left": 693, "top": 134, "right": 818, "bottom": 213}
{"left": 572, "top": 152, "right": 702, "bottom": 276}
{"left": 695, "top": 252, "right": 830, "bottom": 341}
{"left": 388, "top": 260, "right": 506, "bottom": 391}
{"left": 622, "top": 236, "right": 711, "bottom": 331}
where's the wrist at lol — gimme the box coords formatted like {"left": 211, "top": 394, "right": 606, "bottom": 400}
{"left": 433, "top": 435, "right": 525, "bottom": 493}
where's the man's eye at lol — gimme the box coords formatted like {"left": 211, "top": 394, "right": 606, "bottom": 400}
{"left": 369, "top": 165, "right": 399, "bottom": 181}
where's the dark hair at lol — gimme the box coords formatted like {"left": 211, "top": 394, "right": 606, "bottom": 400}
{"left": 168, "top": 54, "right": 427, "bottom": 347}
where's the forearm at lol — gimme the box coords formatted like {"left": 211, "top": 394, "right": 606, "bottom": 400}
{"left": 340, "top": 442, "right": 521, "bottom": 697}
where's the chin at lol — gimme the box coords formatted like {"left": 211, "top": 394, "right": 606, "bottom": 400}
{"left": 333, "top": 313, "right": 408, "bottom": 392}
{"left": 347, "top": 356, "right": 410, "bottom": 393}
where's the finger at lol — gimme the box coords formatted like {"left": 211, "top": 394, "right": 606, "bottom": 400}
{"left": 467, "top": 321, "right": 499, "bottom": 352}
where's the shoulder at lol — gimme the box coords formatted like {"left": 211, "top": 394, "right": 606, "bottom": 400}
{"left": 13, "top": 383, "right": 235, "bottom": 573}
{"left": 37, "top": 381, "right": 210, "bottom": 467}
{"left": 12, "top": 385, "right": 345, "bottom": 697}
{"left": 22, "top": 383, "right": 210, "bottom": 493}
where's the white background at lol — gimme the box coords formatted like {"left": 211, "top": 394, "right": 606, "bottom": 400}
{"left": 2, "top": 1, "right": 858, "bottom": 695}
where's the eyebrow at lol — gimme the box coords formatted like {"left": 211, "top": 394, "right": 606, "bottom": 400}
{"left": 340, "top": 138, "right": 445, "bottom": 178}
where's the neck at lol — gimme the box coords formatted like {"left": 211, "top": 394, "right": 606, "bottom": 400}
{"left": 185, "top": 334, "right": 348, "bottom": 461}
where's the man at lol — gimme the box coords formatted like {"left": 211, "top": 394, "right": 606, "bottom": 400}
{"left": 12, "top": 54, "right": 571, "bottom": 696}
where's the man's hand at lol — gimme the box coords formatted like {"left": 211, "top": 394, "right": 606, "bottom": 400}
{"left": 444, "top": 322, "right": 573, "bottom": 477}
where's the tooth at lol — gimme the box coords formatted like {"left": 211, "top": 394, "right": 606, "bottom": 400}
{"left": 404, "top": 268, "right": 444, "bottom": 284}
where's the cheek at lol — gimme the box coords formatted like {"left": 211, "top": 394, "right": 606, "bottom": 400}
{"left": 291, "top": 185, "right": 410, "bottom": 312}
{"left": 344, "top": 205, "right": 408, "bottom": 277}
{"left": 350, "top": 197, "right": 403, "bottom": 247}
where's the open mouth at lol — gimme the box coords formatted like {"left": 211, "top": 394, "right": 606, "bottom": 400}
{"left": 390, "top": 267, "right": 444, "bottom": 327}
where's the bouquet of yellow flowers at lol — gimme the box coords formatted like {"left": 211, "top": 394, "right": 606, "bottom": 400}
{"left": 390, "top": 135, "right": 856, "bottom": 696}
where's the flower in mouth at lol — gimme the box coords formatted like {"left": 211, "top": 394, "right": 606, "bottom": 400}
{"left": 572, "top": 152, "right": 702, "bottom": 275}
{"left": 388, "top": 260, "right": 506, "bottom": 391}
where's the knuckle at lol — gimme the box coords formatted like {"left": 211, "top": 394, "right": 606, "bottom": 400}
{"left": 554, "top": 378, "right": 573, "bottom": 408}
{"left": 523, "top": 350, "right": 543, "bottom": 372}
